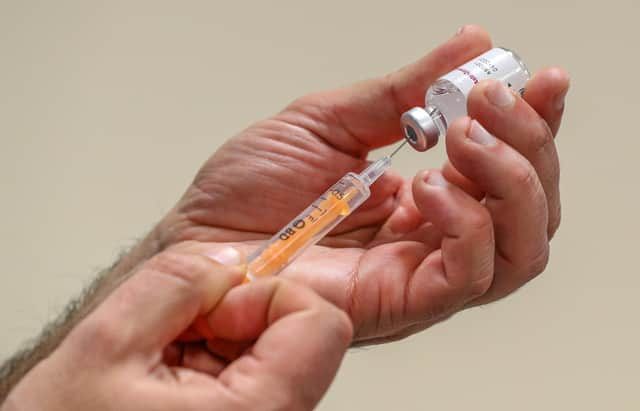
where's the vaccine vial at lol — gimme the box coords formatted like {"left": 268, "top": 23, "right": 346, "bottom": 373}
{"left": 401, "top": 47, "right": 531, "bottom": 151}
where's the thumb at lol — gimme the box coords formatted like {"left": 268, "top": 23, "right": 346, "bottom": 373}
{"left": 66, "top": 243, "right": 246, "bottom": 360}
{"left": 203, "top": 278, "right": 353, "bottom": 410}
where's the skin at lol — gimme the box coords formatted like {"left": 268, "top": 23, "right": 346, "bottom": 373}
{"left": 0, "top": 24, "right": 570, "bottom": 408}
{"left": 2, "top": 243, "right": 353, "bottom": 411}
{"left": 151, "top": 25, "right": 570, "bottom": 343}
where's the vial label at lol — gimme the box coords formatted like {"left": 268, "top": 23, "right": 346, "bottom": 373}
{"left": 401, "top": 47, "right": 530, "bottom": 152}
{"left": 439, "top": 48, "right": 529, "bottom": 97}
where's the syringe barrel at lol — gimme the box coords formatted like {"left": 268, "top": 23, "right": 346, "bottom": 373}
{"left": 246, "top": 172, "right": 370, "bottom": 279}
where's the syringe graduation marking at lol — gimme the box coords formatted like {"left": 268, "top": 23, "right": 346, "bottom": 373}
{"left": 246, "top": 141, "right": 406, "bottom": 280}
{"left": 248, "top": 180, "right": 358, "bottom": 278}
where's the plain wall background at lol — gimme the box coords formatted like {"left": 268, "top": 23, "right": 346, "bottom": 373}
{"left": 1, "top": 1, "right": 638, "bottom": 409}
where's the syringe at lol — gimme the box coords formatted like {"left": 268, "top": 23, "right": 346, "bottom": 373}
{"left": 245, "top": 142, "right": 406, "bottom": 281}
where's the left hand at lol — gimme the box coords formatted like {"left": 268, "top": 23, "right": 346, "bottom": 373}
{"left": 152, "top": 25, "right": 569, "bottom": 344}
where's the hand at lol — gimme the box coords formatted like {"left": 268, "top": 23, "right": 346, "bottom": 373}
{"left": 153, "top": 25, "right": 569, "bottom": 344}
{"left": 2, "top": 243, "right": 352, "bottom": 411}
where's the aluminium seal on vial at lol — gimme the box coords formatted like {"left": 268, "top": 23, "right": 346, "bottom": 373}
{"left": 400, "top": 107, "right": 440, "bottom": 152}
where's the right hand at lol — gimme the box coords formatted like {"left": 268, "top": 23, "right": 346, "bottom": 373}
{"left": 2, "top": 242, "right": 352, "bottom": 411}
{"left": 150, "top": 25, "right": 569, "bottom": 344}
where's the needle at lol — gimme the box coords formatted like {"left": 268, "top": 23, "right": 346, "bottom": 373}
{"left": 390, "top": 140, "right": 408, "bottom": 158}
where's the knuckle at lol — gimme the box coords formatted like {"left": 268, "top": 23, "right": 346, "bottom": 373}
{"left": 165, "top": 240, "right": 201, "bottom": 253}
{"left": 286, "top": 95, "right": 307, "bottom": 111}
{"left": 468, "top": 247, "right": 495, "bottom": 299}
{"left": 548, "top": 202, "right": 562, "bottom": 238}
{"left": 529, "top": 246, "right": 551, "bottom": 277}
{"left": 383, "top": 72, "right": 405, "bottom": 115}
{"left": 286, "top": 93, "right": 320, "bottom": 113}
{"left": 469, "top": 273, "right": 493, "bottom": 299}
{"left": 285, "top": 277, "right": 355, "bottom": 346}
{"left": 310, "top": 307, "right": 354, "bottom": 350}
{"left": 526, "top": 118, "right": 554, "bottom": 154}
{"left": 146, "top": 250, "right": 212, "bottom": 285}
{"left": 511, "top": 161, "right": 538, "bottom": 189}
{"left": 326, "top": 306, "right": 355, "bottom": 347}
{"left": 71, "top": 316, "right": 120, "bottom": 355}
{"left": 465, "top": 207, "right": 493, "bottom": 234}
{"left": 306, "top": 296, "right": 354, "bottom": 347}
{"left": 517, "top": 244, "right": 550, "bottom": 281}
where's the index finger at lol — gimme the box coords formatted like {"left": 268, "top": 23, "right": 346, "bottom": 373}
{"left": 63, "top": 244, "right": 246, "bottom": 361}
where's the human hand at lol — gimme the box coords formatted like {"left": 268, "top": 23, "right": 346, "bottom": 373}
{"left": 2, "top": 243, "right": 352, "bottom": 411}
{"left": 151, "top": 25, "right": 569, "bottom": 344}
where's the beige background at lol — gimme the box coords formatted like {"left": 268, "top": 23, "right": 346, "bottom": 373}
{"left": 1, "top": 0, "right": 638, "bottom": 409}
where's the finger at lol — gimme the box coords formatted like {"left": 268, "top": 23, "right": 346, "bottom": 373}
{"left": 65, "top": 243, "right": 246, "bottom": 360}
{"left": 351, "top": 169, "right": 495, "bottom": 340}
{"left": 177, "top": 326, "right": 204, "bottom": 342}
{"left": 206, "top": 337, "right": 253, "bottom": 362}
{"left": 182, "top": 343, "right": 227, "bottom": 377}
{"left": 162, "top": 342, "right": 183, "bottom": 367}
{"left": 446, "top": 117, "right": 550, "bottom": 303}
{"left": 282, "top": 25, "right": 492, "bottom": 155}
{"left": 441, "top": 160, "right": 484, "bottom": 200}
{"left": 208, "top": 278, "right": 353, "bottom": 411}
{"left": 467, "top": 80, "right": 562, "bottom": 237}
{"left": 523, "top": 67, "right": 570, "bottom": 136}
{"left": 370, "top": 180, "right": 426, "bottom": 243}
{"left": 407, "top": 170, "right": 495, "bottom": 315}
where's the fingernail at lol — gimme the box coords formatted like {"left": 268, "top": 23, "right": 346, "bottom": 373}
{"left": 455, "top": 25, "right": 467, "bottom": 36}
{"left": 485, "top": 81, "right": 516, "bottom": 109}
{"left": 424, "top": 171, "right": 448, "bottom": 187}
{"left": 468, "top": 120, "right": 497, "bottom": 146}
{"left": 554, "top": 88, "right": 568, "bottom": 111}
{"left": 206, "top": 246, "right": 244, "bottom": 266}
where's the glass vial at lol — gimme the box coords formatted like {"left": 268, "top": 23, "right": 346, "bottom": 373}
{"left": 401, "top": 47, "right": 531, "bottom": 151}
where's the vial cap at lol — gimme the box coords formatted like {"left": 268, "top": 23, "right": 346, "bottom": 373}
{"left": 400, "top": 107, "right": 440, "bottom": 152}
